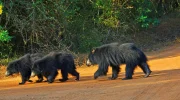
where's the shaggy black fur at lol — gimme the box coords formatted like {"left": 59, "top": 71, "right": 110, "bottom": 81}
{"left": 86, "top": 43, "right": 152, "bottom": 80}
{"left": 31, "top": 52, "right": 79, "bottom": 83}
{"left": 5, "top": 53, "right": 44, "bottom": 85}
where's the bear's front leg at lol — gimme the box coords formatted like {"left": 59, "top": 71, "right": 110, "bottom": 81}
{"left": 109, "top": 66, "right": 120, "bottom": 80}
{"left": 94, "top": 70, "right": 100, "bottom": 79}
{"left": 36, "top": 74, "right": 43, "bottom": 83}
{"left": 47, "top": 71, "right": 58, "bottom": 83}
{"left": 94, "top": 64, "right": 108, "bottom": 79}
{"left": 19, "top": 72, "right": 30, "bottom": 85}
{"left": 94, "top": 69, "right": 106, "bottom": 79}
{"left": 26, "top": 75, "right": 33, "bottom": 82}
{"left": 47, "top": 76, "right": 54, "bottom": 83}
{"left": 19, "top": 76, "right": 26, "bottom": 85}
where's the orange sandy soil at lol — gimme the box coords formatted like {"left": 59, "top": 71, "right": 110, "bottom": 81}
{"left": 0, "top": 43, "right": 180, "bottom": 100}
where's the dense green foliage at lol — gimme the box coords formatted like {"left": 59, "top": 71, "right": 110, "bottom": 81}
{"left": 0, "top": 0, "right": 179, "bottom": 58}
{"left": 0, "top": 2, "right": 13, "bottom": 58}
{"left": 0, "top": 26, "right": 12, "bottom": 42}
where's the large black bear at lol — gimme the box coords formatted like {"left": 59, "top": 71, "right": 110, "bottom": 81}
{"left": 86, "top": 43, "right": 152, "bottom": 80}
{"left": 5, "top": 53, "right": 44, "bottom": 85}
{"left": 31, "top": 52, "right": 80, "bottom": 83}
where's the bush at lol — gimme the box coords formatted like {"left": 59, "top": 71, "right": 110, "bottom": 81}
{"left": 2, "top": 0, "right": 178, "bottom": 55}
{"left": 0, "top": 3, "right": 13, "bottom": 59}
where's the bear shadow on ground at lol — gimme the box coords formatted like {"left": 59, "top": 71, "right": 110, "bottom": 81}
{"left": 0, "top": 68, "right": 178, "bottom": 87}
{"left": 76, "top": 68, "right": 175, "bottom": 82}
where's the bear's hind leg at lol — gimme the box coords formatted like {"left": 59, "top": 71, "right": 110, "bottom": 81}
{"left": 69, "top": 70, "right": 80, "bottom": 81}
{"left": 138, "top": 63, "right": 146, "bottom": 74}
{"left": 139, "top": 62, "right": 151, "bottom": 78}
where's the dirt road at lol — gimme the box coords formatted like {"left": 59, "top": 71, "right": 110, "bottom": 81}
{"left": 1, "top": 43, "right": 180, "bottom": 100}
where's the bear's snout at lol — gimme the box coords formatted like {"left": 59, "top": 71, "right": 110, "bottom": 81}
{"left": 5, "top": 71, "right": 11, "bottom": 77}
{"left": 31, "top": 71, "right": 36, "bottom": 77}
{"left": 86, "top": 59, "right": 92, "bottom": 66}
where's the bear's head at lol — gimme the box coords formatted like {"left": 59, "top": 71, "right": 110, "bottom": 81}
{"left": 86, "top": 48, "right": 99, "bottom": 66}
{"left": 5, "top": 60, "right": 20, "bottom": 76}
{"left": 31, "top": 61, "right": 42, "bottom": 77}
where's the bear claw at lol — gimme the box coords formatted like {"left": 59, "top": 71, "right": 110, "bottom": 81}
{"left": 19, "top": 83, "right": 25, "bottom": 85}
{"left": 122, "top": 77, "right": 132, "bottom": 80}
{"left": 59, "top": 79, "right": 68, "bottom": 82}
{"left": 28, "top": 80, "right": 33, "bottom": 82}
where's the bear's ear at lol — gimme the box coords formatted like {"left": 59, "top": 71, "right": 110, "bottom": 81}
{"left": 91, "top": 48, "right": 96, "bottom": 54}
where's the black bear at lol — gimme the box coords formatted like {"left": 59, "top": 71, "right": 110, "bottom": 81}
{"left": 86, "top": 43, "right": 152, "bottom": 80}
{"left": 5, "top": 53, "right": 44, "bottom": 85}
{"left": 31, "top": 52, "right": 80, "bottom": 83}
